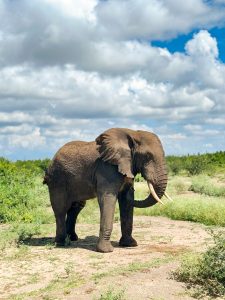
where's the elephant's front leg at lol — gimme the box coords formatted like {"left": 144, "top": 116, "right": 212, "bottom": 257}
{"left": 118, "top": 183, "right": 138, "bottom": 247}
{"left": 97, "top": 192, "right": 117, "bottom": 253}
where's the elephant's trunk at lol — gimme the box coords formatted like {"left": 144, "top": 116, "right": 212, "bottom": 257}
{"left": 133, "top": 191, "right": 157, "bottom": 208}
{"left": 133, "top": 163, "right": 168, "bottom": 208}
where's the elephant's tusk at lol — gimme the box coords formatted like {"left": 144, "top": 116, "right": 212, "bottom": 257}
{"left": 164, "top": 192, "right": 173, "bottom": 201}
{"left": 148, "top": 182, "right": 164, "bottom": 205}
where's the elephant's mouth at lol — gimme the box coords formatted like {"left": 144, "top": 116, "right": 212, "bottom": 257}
{"left": 133, "top": 180, "right": 173, "bottom": 208}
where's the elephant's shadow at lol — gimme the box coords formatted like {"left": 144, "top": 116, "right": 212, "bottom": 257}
{"left": 23, "top": 236, "right": 119, "bottom": 252}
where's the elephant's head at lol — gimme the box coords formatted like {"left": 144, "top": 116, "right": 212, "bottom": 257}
{"left": 96, "top": 128, "right": 170, "bottom": 208}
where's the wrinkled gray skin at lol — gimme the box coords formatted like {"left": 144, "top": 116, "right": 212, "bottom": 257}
{"left": 44, "top": 128, "right": 167, "bottom": 253}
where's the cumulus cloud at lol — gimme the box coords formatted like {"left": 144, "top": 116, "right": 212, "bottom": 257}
{"left": 96, "top": 0, "right": 225, "bottom": 40}
{"left": 185, "top": 30, "right": 219, "bottom": 58}
{"left": 0, "top": 0, "right": 225, "bottom": 158}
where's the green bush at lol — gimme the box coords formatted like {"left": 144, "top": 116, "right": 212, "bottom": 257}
{"left": 174, "top": 231, "right": 225, "bottom": 298}
{"left": 186, "top": 158, "right": 206, "bottom": 176}
{"left": 0, "top": 159, "right": 51, "bottom": 224}
{"left": 189, "top": 175, "right": 225, "bottom": 197}
{"left": 0, "top": 223, "right": 42, "bottom": 250}
{"left": 166, "top": 151, "right": 225, "bottom": 176}
{"left": 14, "top": 158, "right": 50, "bottom": 174}
{"left": 172, "top": 179, "right": 188, "bottom": 193}
{"left": 12, "top": 223, "right": 42, "bottom": 243}
{"left": 169, "top": 160, "right": 183, "bottom": 175}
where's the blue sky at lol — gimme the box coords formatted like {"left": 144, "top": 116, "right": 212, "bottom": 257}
{"left": 0, "top": 0, "right": 225, "bottom": 160}
{"left": 152, "top": 27, "right": 225, "bottom": 62}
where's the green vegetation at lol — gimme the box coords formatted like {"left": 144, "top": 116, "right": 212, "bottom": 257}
{"left": 0, "top": 157, "right": 52, "bottom": 247}
{"left": 135, "top": 175, "right": 225, "bottom": 226}
{"left": 174, "top": 231, "right": 225, "bottom": 298}
{"left": 0, "top": 157, "right": 51, "bottom": 223}
{"left": 0, "top": 223, "right": 42, "bottom": 251}
{"left": 166, "top": 151, "right": 225, "bottom": 175}
{"left": 10, "top": 271, "right": 85, "bottom": 300}
{"left": 189, "top": 175, "right": 225, "bottom": 197}
{"left": 96, "top": 288, "right": 125, "bottom": 300}
{"left": 92, "top": 256, "right": 173, "bottom": 283}
{"left": 135, "top": 194, "right": 225, "bottom": 226}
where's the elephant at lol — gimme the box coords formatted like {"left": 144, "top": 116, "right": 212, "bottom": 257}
{"left": 44, "top": 128, "right": 171, "bottom": 253}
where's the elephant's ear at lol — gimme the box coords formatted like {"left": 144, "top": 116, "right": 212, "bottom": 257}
{"left": 96, "top": 128, "right": 134, "bottom": 178}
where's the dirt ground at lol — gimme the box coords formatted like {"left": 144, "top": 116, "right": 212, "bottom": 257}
{"left": 0, "top": 216, "right": 212, "bottom": 300}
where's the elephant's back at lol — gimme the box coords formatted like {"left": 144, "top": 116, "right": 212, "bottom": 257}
{"left": 54, "top": 141, "right": 98, "bottom": 166}
{"left": 48, "top": 141, "right": 99, "bottom": 181}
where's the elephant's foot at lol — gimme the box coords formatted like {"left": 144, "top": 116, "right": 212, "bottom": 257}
{"left": 96, "top": 239, "right": 114, "bottom": 253}
{"left": 119, "top": 236, "right": 138, "bottom": 247}
{"left": 55, "top": 236, "right": 65, "bottom": 247}
{"left": 67, "top": 232, "right": 78, "bottom": 241}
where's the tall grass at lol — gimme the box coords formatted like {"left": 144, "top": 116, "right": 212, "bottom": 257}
{"left": 135, "top": 195, "right": 225, "bottom": 226}
{"left": 189, "top": 175, "right": 225, "bottom": 197}
{"left": 134, "top": 178, "right": 225, "bottom": 226}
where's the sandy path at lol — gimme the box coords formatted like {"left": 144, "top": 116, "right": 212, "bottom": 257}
{"left": 0, "top": 216, "right": 211, "bottom": 300}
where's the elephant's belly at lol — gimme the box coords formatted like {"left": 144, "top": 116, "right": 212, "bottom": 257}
{"left": 68, "top": 180, "right": 96, "bottom": 202}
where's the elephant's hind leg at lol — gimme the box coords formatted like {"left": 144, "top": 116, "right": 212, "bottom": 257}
{"left": 118, "top": 183, "right": 138, "bottom": 247}
{"left": 66, "top": 201, "right": 86, "bottom": 241}
{"left": 55, "top": 214, "right": 67, "bottom": 246}
{"left": 49, "top": 187, "right": 67, "bottom": 246}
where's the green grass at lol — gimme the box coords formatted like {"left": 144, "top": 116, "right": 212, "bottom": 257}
{"left": 135, "top": 195, "right": 225, "bottom": 226}
{"left": 0, "top": 222, "right": 43, "bottom": 250}
{"left": 174, "top": 230, "right": 225, "bottom": 298}
{"left": 96, "top": 288, "right": 125, "bottom": 300}
{"left": 134, "top": 178, "right": 225, "bottom": 227}
{"left": 189, "top": 175, "right": 225, "bottom": 197}
{"left": 92, "top": 256, "right": 174, "bottom": 283}
{"left": 9, "top": 272, "right": 85, "bottom": 300}
{"left": 77, "top": 198, "right": 100, "bottom": 224}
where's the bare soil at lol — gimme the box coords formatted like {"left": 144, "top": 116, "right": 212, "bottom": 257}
{"left": 0, "top": 216, "right": 212, "bottom": 300}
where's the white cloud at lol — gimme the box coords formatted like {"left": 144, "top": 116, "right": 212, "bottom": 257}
{"left": 207, "top": 117, "right": 225, "bottom": 125}
{"left": 184, "top": 124, "right": 202, "bottom": 131}
{"left": 8, "top": 128, "right": 46, "bottom": 149}
{"left": 96, "top": 0, "right": 225, "bottom": 40}
{"left": 185, "top": 30, "right": 219, "bottom": 59}
{"left": 0, "top": 0, "right": 225, "bottom": 158}
{"left": 45, "top": 0, "right": 97, "bottom": 21}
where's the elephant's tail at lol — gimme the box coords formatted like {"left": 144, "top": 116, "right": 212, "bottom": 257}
{"left": 43, "top": 168, "right": 49, "bottom": 185}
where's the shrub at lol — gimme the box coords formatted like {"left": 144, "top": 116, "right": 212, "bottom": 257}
{"left": 0, "top": 223, "right": 41, "bottom": 250}
{"left": 170, "top": 160, "right": 183, "bottom": 175}
{"left": 174, "top": 231, "right": 225, "bottom": 298}
{"left": 186, "top": 158, "right": 206, "bottom": 176}
{"left": 12, "top": 223, "right": 41, "bottom": 243}
{"left": 189, "top": 175, "right": 225, "bottom": 197}
{"left": 173, "top": 179, "right": 187, "bottom": 193}
{"left": 0, "top": 159, "right": 51, "bottom": 224}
